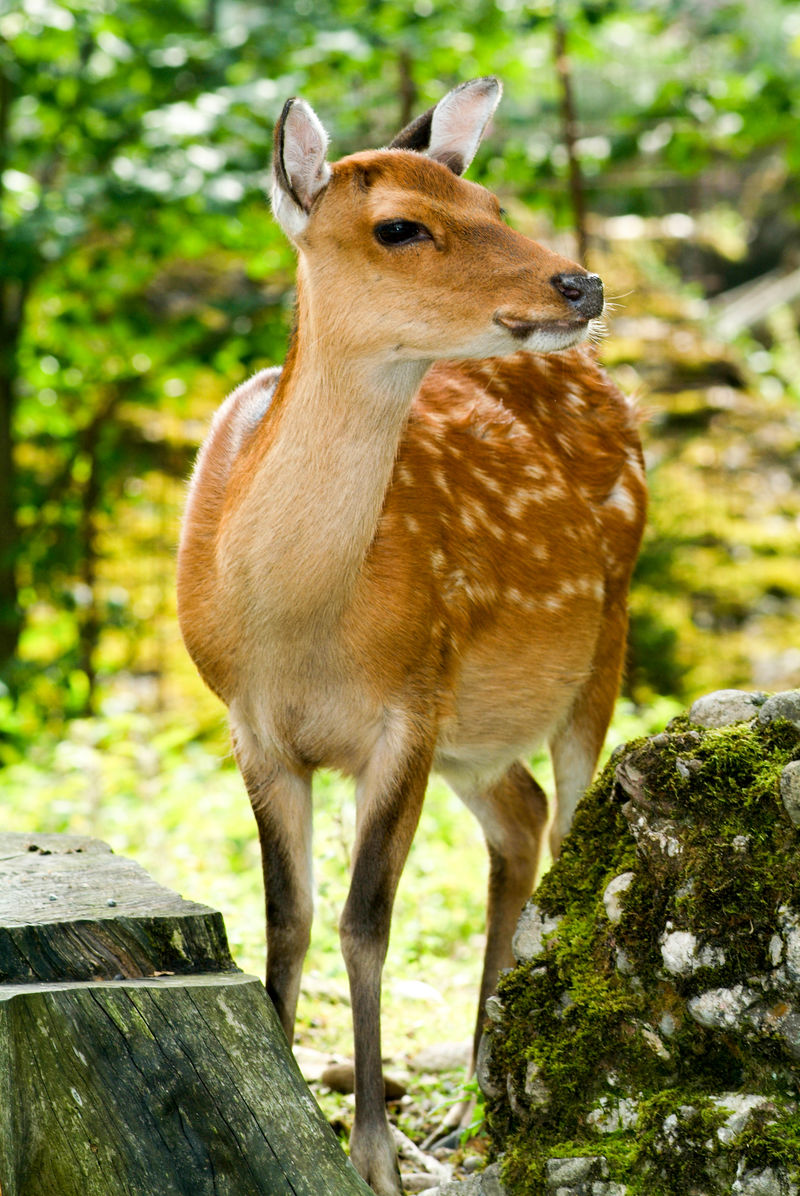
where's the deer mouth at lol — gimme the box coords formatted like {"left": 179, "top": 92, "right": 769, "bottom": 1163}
{"left": 493, "top": 312, "right": 591, "bottom": 344}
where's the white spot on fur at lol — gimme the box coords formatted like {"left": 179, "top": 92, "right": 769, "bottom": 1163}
{"left": 605, "top": 479, "right": 638, "bottom": 519}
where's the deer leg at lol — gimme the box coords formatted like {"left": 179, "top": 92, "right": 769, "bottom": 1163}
{"left": 430, "top": 761, "right": 547, "bottom": 1142}
{"left": 549, "top": 602, "right": 629, "bottom": 858}
{"left": 341, "top": 736, "right": 434, "bottom": 1196}
{"left": 471, "top": 761, "right": 549, "bottom": 1059}
{"left": 232, "top": 719, "right": 313, "bottom": 1043}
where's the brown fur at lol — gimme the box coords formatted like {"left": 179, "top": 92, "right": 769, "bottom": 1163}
{"left": 177, "top": 124, "right": 645, "bottom": 1196}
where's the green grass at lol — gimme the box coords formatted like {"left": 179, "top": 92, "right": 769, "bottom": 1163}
{"left": 0, "top": 694, "right": 681, "bottom": 1062}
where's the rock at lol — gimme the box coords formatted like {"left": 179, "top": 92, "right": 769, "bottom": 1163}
{"left": 660, "top": 929, "right": 725, "bottom": 975}
{"left": 485, "top": 995, "right": 505, "bottom": 1023}
{"left": 779, "top": 761, "right": 800, "bottom": 827}
{"left": 778, "top": 907, "right": 800, "bottom": 981}
{"left": 543, "top": 1155, "right": 626, "bottom": 1194}
{"left": 639, "top": 1026, "right": 670, "bottom": 1060}
{"left": 476, "top": 1028, "right": 500, "bottom": 1100}
{"left": 292, "top": 1044, "right": 343, "bottom": 1083}
{"left": 686, "top": 984, "right": 761, "bottom": 1030}
{"left": 484, "top": 694, "right": 800, "bottom": 1195}
{"left": 511, "top": 903, "right": 562, "bottom": 964}
{"left": 523, "top": 1061, "right": 550, "bottom": 1107}
{"left": 424, "top": 1162, "right": 506, "bottom": 1196}
{"left": 320, "top": 1061, "right": 407, "bottom": 1101}
{"left": 689, "top": 689, "right": 765, "bottom": 727}
{"left": 711, "top": 1093, "right": 774, "bottom": 1145}
{"left": 602, "top": 872, "right": 635, "bottom": 924}
{"left": 732, "top": 1165, "right": 799, "bottom": 1196}
{"left": 545, "top": 1155, "right": 609, "bottom": 1186}
{"left": 758, "top": 690, "right": 800, "bottom": 731}
{"left": 408, "top": 1041, "right": 471, "bottom": 1073}
{"left": 586, "top": 1096, "right": 639, "bottom": 1133}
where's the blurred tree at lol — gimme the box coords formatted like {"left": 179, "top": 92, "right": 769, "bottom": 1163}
{"left": 0, "top": 0, "right": 798, "bottom": 721}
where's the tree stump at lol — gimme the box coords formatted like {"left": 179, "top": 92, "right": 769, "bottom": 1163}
{"left": 0, "top": 831, "right": 370, "bottom": 1196}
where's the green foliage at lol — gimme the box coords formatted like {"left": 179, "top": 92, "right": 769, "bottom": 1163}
{"left": 1, "top": 0, "right": 799, "bottom": 713}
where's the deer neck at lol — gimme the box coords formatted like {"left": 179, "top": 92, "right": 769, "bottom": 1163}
{"left": 229, "top": 319, "right": 429, "bottom": 633}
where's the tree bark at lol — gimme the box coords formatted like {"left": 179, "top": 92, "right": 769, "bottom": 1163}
{"left": 0, "top": 64, "right": 22, "bottom": 675}
{"left": 0, "top": 833, "right": 371, "bottom": 1196}
{"left": 554, "top": 21, "right": 589, "bottom": 265}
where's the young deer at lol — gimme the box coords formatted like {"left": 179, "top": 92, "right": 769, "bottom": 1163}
{"left": 178, "top": 78, "right": 645, "bottom": 1195}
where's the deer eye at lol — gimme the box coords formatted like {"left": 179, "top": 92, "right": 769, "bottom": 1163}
{"left": 374, "top": 220, "right": 431, "bottom": 247}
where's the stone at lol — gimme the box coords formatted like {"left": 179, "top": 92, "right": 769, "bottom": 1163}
{"left": 639, "top": 1026, "right": 670, "bottom": 1060}
{"left": 485, "top": 995, "right": 505, "bottom": 1023}
{"left": 320, "top": 1061, "right": 407, "bottom": 1100}
{"left": 602, "top": 872, "right": 635, "bottom": 924}
{"left": 711, "top": 1093, "right": 774, "bottom": 1144}
{"left": 487, "top": 699, "right": 800, "bottom": 1196}
{"left": 660, "top": 929, "right": 725, "bottom": 976}
{"left": 778, "top": 907, "right": 800, "bottom": 981}
{"left": 769, "top": 934, "right": 784, "bottom": 966}
{"left": 624, "top": 811, "right": 683, "bottom": 859}
{"left": 545, "top": 1155, "right": 609, "bottom": 1186}
{"left": 687, "top": 984, "right": 761, "bottom": 1030}
{"left": 689, "top": 689, "right": 765, "bottom": 728}
{"left": 775, "top": 1006, "right": 800, "bottom": 1060}
{"left": 408, "top": 1041, "right": 471, "bottom": 1073}
{"left": 758, "top": 690, "right": 800, "bottom": 731}
{"left": 292, "top": 1044, "right": 343, "bottom": 1083}
{"left": 779, "top": 761, "right": 800, "bottom": 827}
{"left": 587, "top": 1096, "right": 639, "bottom": 1133}
{"left": 475, "top": 1028, "right": 500, "bottom": 1099}
{"left": 524, "top": 1061, "right": 550, "bottom": 1107}
{"left": 511, "top": 903, "right": 562, "bottom": 964}
{"left": 426, "top": 1163, "right": 506, "bottom": 1196}
{"left": 732, "top": 1165, "right": 797, "bottom": 1196}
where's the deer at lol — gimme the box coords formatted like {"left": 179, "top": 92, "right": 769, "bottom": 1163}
{"left": 177, "top": 77, "right": 646, "bottom": 1195}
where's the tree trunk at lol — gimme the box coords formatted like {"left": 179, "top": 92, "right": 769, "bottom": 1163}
{"left": 0, "top": 316, "right": 21, "bottom": 674}
{"left": 554, "top": 21, "right": 589, "bottom": 265}
{"left": 0, "top": 833, "right": 371, "bottom": 1196}
{"left": 0, "top": 65, "right": 22, "bottom": 677}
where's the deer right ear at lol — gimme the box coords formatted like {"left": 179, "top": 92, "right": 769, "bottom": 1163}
{"left": 270, "top": 98, "right": 331, "bottom": 240}
{"left": 389, "top": 77, "right": 502, "bottom": 176}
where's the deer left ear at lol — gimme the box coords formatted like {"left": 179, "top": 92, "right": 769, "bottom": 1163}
{"left": 270, "top": 98, "right": 331, "bottom": 240}
{"left": 389, "top": 77, "right": 502, "bottom": 176}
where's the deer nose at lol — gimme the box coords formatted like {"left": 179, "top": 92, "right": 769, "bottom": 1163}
{"left": 551, "top": 272, "right": 604, "bottom": 320}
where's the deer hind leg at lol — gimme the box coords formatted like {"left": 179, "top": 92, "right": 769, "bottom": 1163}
{"left": 549, "top": 601, "right": 629, "bottom": 858}
{"left": 470, "top": 761, "right": 549, "bottom": 1059}
{"left": 232, "top": 717, "right": 313, "bottom": 1043}
{"left": 341, "top": 734, "right": 434, "bottom": 1196}
{"left": 431, "top": 760, "right": 547, "bottom": 1142}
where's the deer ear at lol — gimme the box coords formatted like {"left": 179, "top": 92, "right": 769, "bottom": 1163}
{"left": 389, "top": 77, "right": 501, "bottom": 176}
{"left": 270, "top": 98, "right": 331, "bottom": 239}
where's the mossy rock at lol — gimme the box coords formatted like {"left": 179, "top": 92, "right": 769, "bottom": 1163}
{"left": 483, "top": 690, "right": 800, "bottom": 1196}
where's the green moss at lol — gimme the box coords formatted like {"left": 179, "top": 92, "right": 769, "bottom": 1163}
{"left": 487, "top": 710, "right": 800, "bottom": 1195}
{"left": 734, "top": 1105, "right": 800, "bottom": 1175}
{"left": 534, "top": 750, "right": 639, "bottom": 919}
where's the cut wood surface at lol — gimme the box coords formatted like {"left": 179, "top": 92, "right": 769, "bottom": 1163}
{"left": 0, "top": 831, "right": 235, "bottom": 983}
{"left": 0, "top": 833, "right": 371, "bottom": 1196}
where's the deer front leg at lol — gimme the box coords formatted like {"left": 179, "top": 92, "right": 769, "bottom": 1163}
{"left": 340, "top": 736, "right": 434, "bottom": 1196}
{"left": 233, "top": 718, "right": 313, "bottom": 1042}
